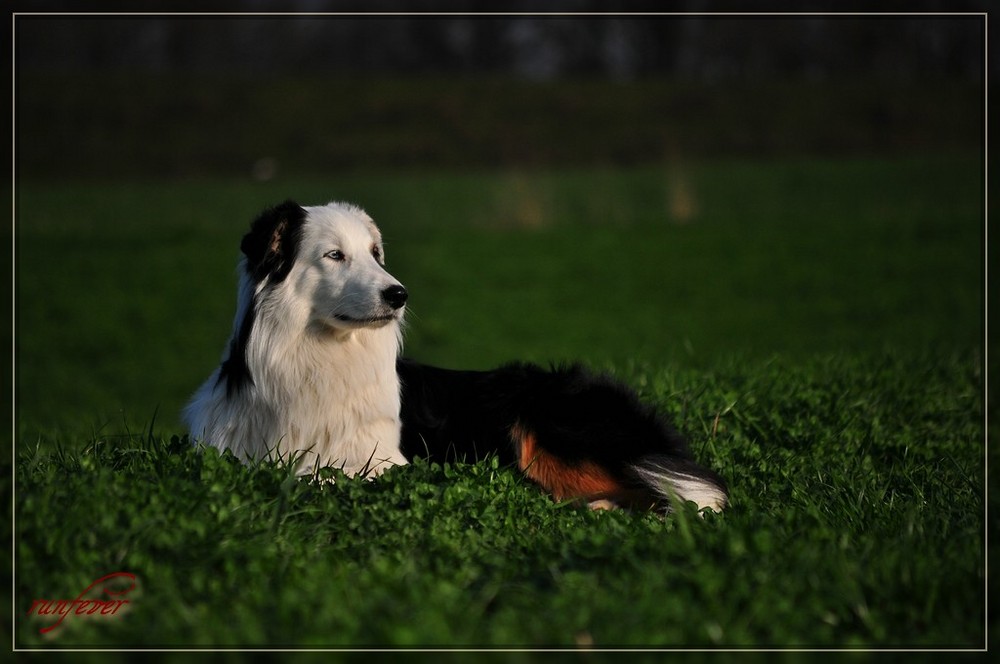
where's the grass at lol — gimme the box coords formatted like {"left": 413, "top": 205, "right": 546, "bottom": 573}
{"left": 15, "top": 156, "right": 983, "bottom": 434}
{"left": 14, "top": 354, "right": 985, "bottom": 648}
{"left": 12, "top": 155, "right": 987, "bottom": 648}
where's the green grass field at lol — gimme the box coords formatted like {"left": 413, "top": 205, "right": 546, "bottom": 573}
{"left": 12, "top": 155, "right": 987, "bottom": 648}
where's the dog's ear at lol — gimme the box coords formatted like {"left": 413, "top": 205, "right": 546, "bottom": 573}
{"left": 241, "top": 200, "right": 306, "bottom": 284}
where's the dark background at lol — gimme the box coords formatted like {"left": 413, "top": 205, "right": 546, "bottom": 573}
{"left": 13, "top": 8, "right": 987, "bottom": 179}
{"left": 18, "top": 12, "right": 984, "bottom": 79}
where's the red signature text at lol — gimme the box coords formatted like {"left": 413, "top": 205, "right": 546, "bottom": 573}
{"left": 26, "top": 572, "right": 137, "bottom": 634}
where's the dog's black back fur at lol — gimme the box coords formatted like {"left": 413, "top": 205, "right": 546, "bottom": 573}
{"left": 397, "top": 358, "right": 728, "bottom": 506}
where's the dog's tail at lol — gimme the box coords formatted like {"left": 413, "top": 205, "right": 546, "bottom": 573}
{"left": 511, "top": 422, "right": 728, "bottom": 513}
{"left": 630, "top": 455, "right": 729, "bottom": 513}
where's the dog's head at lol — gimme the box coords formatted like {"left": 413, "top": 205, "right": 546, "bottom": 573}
{"left": 241, "top": 200, "right": 407, "bottom": 333}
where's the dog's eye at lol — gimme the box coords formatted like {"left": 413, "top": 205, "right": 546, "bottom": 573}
{"left": 324, "top": 250, "right": 346, "bottom": 262}
{"left": 372, "top": 246, "right": 382, "bottom": 262}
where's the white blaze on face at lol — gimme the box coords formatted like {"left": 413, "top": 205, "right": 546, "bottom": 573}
{"left": 295, "top": 204, "right": 406, "bottom": 331}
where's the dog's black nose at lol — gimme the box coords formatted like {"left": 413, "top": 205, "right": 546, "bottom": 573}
{"left": 381, "top": 285, "right": 408, "bottom": 310}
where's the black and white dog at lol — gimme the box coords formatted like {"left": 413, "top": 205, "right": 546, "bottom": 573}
{"left": 184, "top": 201, "right": 728, "bottom": 512}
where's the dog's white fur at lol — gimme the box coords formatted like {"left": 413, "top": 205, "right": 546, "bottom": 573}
{"left": 184, "top": 202, "right": 409, "bottom": 476}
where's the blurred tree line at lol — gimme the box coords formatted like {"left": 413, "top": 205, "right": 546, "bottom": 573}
{"left": 17, "top": 10, "right": 984, "bottom": 82}
{"left": 13, "top": 9, "right": 985, "bottom": 178}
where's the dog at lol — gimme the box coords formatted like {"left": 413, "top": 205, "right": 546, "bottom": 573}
{"left": 184, "top": 200, "right": 728, "bottom": 512}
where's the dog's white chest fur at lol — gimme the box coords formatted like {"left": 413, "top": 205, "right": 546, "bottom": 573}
{"left": 184, "top": 201, "right": 410, "bottom": 476}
